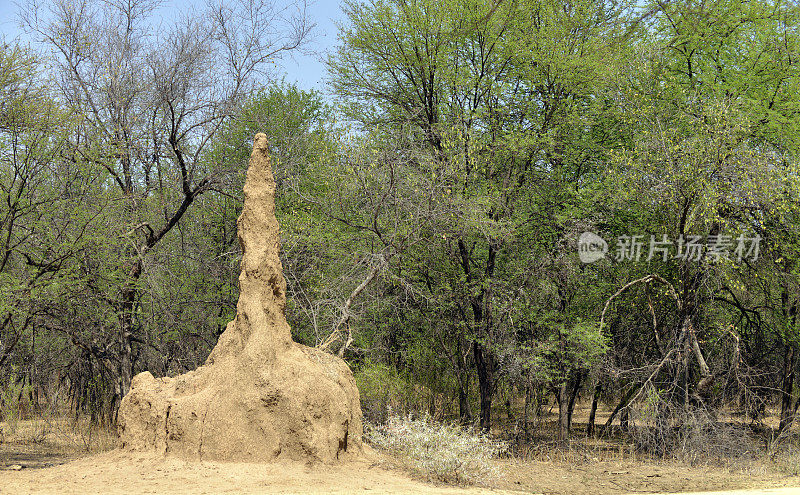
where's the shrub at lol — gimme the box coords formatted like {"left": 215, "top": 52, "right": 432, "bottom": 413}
{"left": 366, "top": 413, "right": 505, "bottom": 485}
{"left": 0, "top": 375, "right": 34, "bottom": 430}
{"left": 629, "top": 397, "right": 759, "bottom": 463}
{"left": 355, "top": 361, "right": 416, "bottom": 424}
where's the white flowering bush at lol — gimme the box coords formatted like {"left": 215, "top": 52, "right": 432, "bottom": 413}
{"left": 365, "top": 413, "right": 505, "bottom": 485}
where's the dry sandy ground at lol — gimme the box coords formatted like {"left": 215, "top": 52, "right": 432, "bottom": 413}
{"left": 0, "top": 450, "right": 515, "bottom": 495}
{"left": 674, "top": 491, "right": 800, "bottom": 495}
{"left": 2, "top": 449, "right": 800, "bottom": 495}
{"left": 2, "top": 418, "right": 799, "bottom": 495}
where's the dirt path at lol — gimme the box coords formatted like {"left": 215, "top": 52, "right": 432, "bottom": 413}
{"left": 2, "top": 449, "right": 800, "bottom": 495}
{"left": 663, "top": 490, "right": 800, "bottom": 494}
{"left": 0, "top": 450, "right": 517, "bottom": 495}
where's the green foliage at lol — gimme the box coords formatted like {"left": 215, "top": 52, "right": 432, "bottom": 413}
{"left": 527, "top": 319, "right": 608, "bottom": 384}
{"left": 355, "top": 361, "right": 417, "bottom": 423}
{"left": 0, "top": 371, "right": 33, "bottom": 428}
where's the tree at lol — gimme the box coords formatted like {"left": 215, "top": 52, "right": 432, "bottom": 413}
{"left": 328, "top": 0, "right": 630, "bottom": 432}
{"left": 0, "top": 43, "right": 120, "bottom": 419}
{"left": 595, "top": 0, "right": 800, "bottom": 442}
{"left": 16, "top": 0, "right": 312, "bottom": 401}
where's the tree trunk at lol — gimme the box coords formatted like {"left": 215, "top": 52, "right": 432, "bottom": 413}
{"left": 458, "top": 376, "right": 472, "bottom": 425}
{"left": 474, "top": 340, "right": 494, "bottom": 431}
{"left": 523, "top": 385, "right": 531, "bottom": 440}
{"left": 558, "top": 381, "right": 569, "bottom": 441}
{"left": 779, "top": 344, "right": 797, "bottom": 435}
{"left": 620, "top": 407, "right": 629, "bottom": 432}
{"left": 566, "top": 371, "right": 583, "bottom": 432}
{"left": 457, "top": 239, "right": 496, "bottom": 431}
{"left": 587, "top": 383, "right": 601, "bottom": 435}
{"left": 604, "top": 385, "right": 639, "bottom": 431}
{"left": 119, "top": 259, "right": 142, "bottom": 398}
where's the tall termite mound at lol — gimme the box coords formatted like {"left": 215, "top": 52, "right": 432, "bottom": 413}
{"left": 117, "top": 133, "right": 362, "bottom": 462}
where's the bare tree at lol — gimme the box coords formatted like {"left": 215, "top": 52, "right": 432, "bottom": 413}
{"left": 18, "top": 0, "right": 312, "bottom": 398}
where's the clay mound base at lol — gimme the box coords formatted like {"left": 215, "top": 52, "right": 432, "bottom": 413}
{"left": 118, "top": 343, "right": 361, "bottom": 462}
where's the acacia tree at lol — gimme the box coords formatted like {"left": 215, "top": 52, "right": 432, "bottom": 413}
{"left": 328, "top": 0, "right": 630, "bottom": 432}
{"left": 17, "top": 0, "right": 312, "bottom": 400}
{"left": 595, "top": 0, "right": 800, "bottom": 444}
{"left": 0, "top": 43, "right": 118, "bottom": 418}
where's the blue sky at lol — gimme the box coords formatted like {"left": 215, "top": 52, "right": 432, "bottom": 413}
{"left": 0, "top": 0, "right": 347, "bottom": 91}
{"left": 278, "top": 0, "right": 348, "bottom": 91}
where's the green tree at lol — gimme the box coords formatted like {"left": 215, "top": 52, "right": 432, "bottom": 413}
{"left": 595, "top": 0, "right": 800, "bottom": 439}
{"left": 329, "top": 0, "right": 630, "bottom": 432}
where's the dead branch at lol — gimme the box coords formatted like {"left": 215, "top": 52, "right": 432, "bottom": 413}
{"left": 319, "top": 255, "right": 385, "bottom": 356}
{"left": 600, "top": 274, "right": 680, "bottom": 329}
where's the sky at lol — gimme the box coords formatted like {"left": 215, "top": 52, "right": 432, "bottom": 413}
{"left": 0, "top": 0, "right": 347, "bottom": 92}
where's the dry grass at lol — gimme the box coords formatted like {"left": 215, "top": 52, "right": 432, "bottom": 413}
{"left": 0, "top": 399, "right": 797, "bottom": 494}
{"left": 1, "top": 413, "right": 117, "bottom": 469}
{"left": 493, "top": 397, "right": 800, "bottom": 484}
